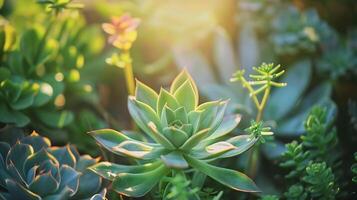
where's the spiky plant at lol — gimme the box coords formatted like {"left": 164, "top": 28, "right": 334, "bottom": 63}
{"left": 0, "top": 131, "right": 103, "bottom": 200}
{"left": 89, "top": 70, "right": 265, "bottom": 197}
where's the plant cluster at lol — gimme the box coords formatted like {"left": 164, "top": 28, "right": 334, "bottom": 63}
{"left": 0, "top": 131, "right": 103, "bottom": 199}
{"left": 0, "top": 0, "right": 106, "bottom": 154}
{"left": 264, "top": 106, "right": 341, "bottom": 199}
{"left": 88, "top": 70, "right": 274, "bottom": 198}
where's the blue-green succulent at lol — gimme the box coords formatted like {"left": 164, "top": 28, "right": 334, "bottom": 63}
{"left": 0, "top": 132, "right": 103, "bottom": 200}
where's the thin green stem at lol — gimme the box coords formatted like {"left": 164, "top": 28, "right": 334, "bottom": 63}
{"left": 123, "top": 50, "right": 135, "bottom": 96}
{"left": 240, "top": 77, "right": 260, "bottom": 109}
{"left": 256, "top": 86, "right": 270, "bottom": 122}
{"left": 247, "top": 86, "right": 270, "bottom": 178}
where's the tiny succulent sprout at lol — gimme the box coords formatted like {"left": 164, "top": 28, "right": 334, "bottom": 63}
{"left": 89, "top": 70, "right": 261, "bottom": 197}
{"left": 245, "top": 120, "right": 274, "bottom": 143}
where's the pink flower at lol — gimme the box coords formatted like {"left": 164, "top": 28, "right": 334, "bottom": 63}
{"left": 102, "top": 14, "right": 141, "bottom": 50}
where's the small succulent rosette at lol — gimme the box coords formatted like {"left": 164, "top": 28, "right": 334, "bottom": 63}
{"left": 0, "top": 131, "right": 103, "bottom": 200}
{"left": 89, "top": 70, "right": 261, "bottom": 197}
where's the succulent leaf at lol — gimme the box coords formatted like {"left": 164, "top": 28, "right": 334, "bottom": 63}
{"left": 112, "top": 164, "right": 169, "bottom": 197}
{"left": 161, "top": 151, "right": 189, "bottom": 169}
{"left": 157, "top": 88, "right": 180, "bottom": 117}
{"left": 135, "top": 80, "right": 158, "bottom": 110}
{"left": 173, "top": 80, "right": 197, "bottom": 112}
{"left": 90, "top": 161, "right": 162, "bottom": 181}
{"left": 202, "top": 115, "right": 241, "bottom": 145}
{"left": 185, "top": 155, "right": 260, "bottom": 192}
{"left": 5, "top": 179, "right": 41, "bottom": 200}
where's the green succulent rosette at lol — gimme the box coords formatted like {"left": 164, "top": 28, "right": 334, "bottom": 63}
{"left": 89, "top": 70, "right": 260, "bottom": 197}
{"left": 0, "top": 132, "right": 103, "bottom": 200}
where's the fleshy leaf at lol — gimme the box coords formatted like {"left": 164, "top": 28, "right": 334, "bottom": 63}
{"left": 112, "top": 140, "right": 164, "bottom": 160}
{"left": 58, "top": 165, "right": 80, "bottom": 196}
{"left": 135, "top": 80, "right": 158, "bottom": 110}
{"left": 218, "top": 135, "right": 258, "bottom": 158}
{"left": 112, "top": 164, "right": 169, "bottom": 197}
{"left": 161, "top": 151, "right": 188, "bottom": 169}
{"left": 157, "top": 88, "right": 180, "bottom": 116}
{"left": 147, "top": 122, "right": 176, "bottom": 150}
{"left": 174, "top": 107, "right": 188, "bottom": 124}
{"left": 173, "top": 80, "right": 197, "bottom": 112}
{"left": 28, "top": 172, "right": 59, "bottom": 196}
{"left": 187, "top": 110, "right": 203, "bottom": 135}
{"left": 128, "top": 97, "right": 165, "bottom": 143}
{"left": 201, "top": 115, "right": 241, "bottom": 145}
{"left": 192, "top": 142, "right": 236, "bottom": 160}
{"left": 24, "top": 149, "right": 58, "bottom": 173}
{"left": 162, "top": 127, "right": 188, "bottom": 147}
{"left": 180, "top": 128, "right": 210, "bottom": 151}
{"left": 89, "top": 129, "right": 162, "bottom": 159}
{"left": 170, "top": 70, "right": 198, "bottom": 99}
{"left": 196, "top": 101, "right": 220, "bottom": 130}
{"left": 5, "top": 179, "right": 41, "bottom": 200}
{"left": 185, "top": 155, "right": 260, "bottom": 192}
{"left": 207, "top": 100, "right": 228, "bottom": 134}
{"left": 90, "top": 161, "right": 161, "bottom": 181}
{"left": 6, "top": 143, "right": 33, "bottom": 177}
{"left": 49, "top": 145, "right": 76, "bottom": 168}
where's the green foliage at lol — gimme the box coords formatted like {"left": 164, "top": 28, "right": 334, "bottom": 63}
{"left": 303, "top": 162, "right": 339, "bottom": 199}
{"left": 0, "top": 132, "right": 103, "bottom": 199}
{"left": 302, "top": 107, "right": 338, "bottom": 164}
{"left": 278, "top": 106, "right": 340, "bottom": 199}
{"left": 0, "top": 0, "right": 106, "bottom": 153}
{"left": 162, "top": 172, "right": 199, "bottom": 200}
{"left": 284, "top": 184, "right": 307, "bottom": 200}
{"left": 89, "top": 70, "right": 264, "bottom": 197}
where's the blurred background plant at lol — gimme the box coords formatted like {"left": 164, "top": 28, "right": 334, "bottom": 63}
{"left": 0, "top": 0, "right": 356, "bottom": 199}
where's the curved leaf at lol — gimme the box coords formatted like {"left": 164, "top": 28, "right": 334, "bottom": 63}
{"left": 135, "top": 80, "right": 158, "bottom": 110}
{"left": 173, "top": 80, "right": 197, "bottom": 112}
{"left": 90, "top": 161, "right": 161, "bottom": 181}
{"left": 191, "top": 142, "right": 236, "bottom": 160}
{"left": 162, "top": 127, "right": 188, "bottom": 148}
{"left": 29, "top": 172, "right": 59, "bottom": 196}
{"left": 112, "top": 164, "right": 169, "bottom": 197}
{"left": 5, "top": 179, "right": 41, "bottom": 200}
{"left": 201, "top": 115, "right": 241, "bottom": 145}
{"left": 170, "top": 69, "right": 198, "bottom": 99}
{"left": 185, "top": 155, "right": 260, "bottom": 192}
{"left": 219, "top": 135, "right": 258, "bottom": 158}
{"left": 58, "top": 165, "right": 80, "bottom": 196}
{"left": 157, "top": 88, "right": 180, "bottom": 117}
{"left": 180, "top": 128, "right": 210, "bottom": 151}
{"left": 89, "top": 129, "right": 163, "bottom": 159}
{"left": 161, "top": 151, "right": 188, "bottom": 169}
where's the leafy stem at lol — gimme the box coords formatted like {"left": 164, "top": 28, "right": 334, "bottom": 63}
{"left": 231, "top": 63, "right": 286, "bottom": 177}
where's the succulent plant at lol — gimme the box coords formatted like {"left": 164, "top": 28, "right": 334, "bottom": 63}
{"left": 89, "top": 70, "right": 263, "bottom": 197}
{"left": 0, "top": 131, "right": 103, "bottom": 200}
